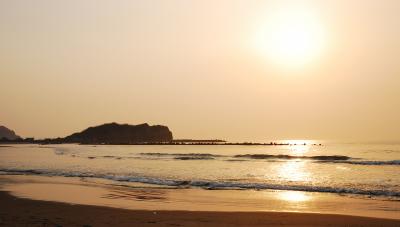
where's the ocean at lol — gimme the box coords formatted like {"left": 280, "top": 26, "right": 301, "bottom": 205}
{"left": 0, "top": 142, "right": 399, "bottom": 200}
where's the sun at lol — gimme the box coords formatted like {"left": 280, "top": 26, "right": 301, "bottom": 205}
{"left": 254, "top": 7, "right": 326, "bottom": 68}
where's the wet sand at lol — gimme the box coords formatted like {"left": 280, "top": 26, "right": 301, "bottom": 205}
{"left": 0, "top": 175, "right": 399, "bottom": 226}
{"left": 1, "top": 191, "right": 400, "bottom": 227}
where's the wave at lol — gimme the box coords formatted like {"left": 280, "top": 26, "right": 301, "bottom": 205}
{"left": 139, "top": 153, "right": 352, "bottom": 161}
{"left": 139, "top": 153, "right": 222, "bottom": 160}
{"left": 226, "top": 159, "right": 249, "bottom": 162}
{"left": 234, "top": 154, "right": 351, "bottom": 161}
{"left": 52, "top": 147, "right": 398, "bottom": 166}
{"left": 0, "top": 168, "right": 399, "bottom": 198}
{"left": 140, "top": 153, "right": 223, "bottom": 157}
{"left": 234, "top": 154, "right": 399, "bottom": 165}
{"left": 67, "top": 151, "right": 399, "bottom": 165}
{"left": 174, "top": 156, "right": 215, "bottom": 160}
{"left": 102, "top": 155, "right": 123, "bottom": 160}
{"left": 318, "top": 160, "right": 400, "bottom": 166}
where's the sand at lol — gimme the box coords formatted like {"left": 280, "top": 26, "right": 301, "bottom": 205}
{"left": 0, "top": 191, "right": 399, "bottom": 227}
{"left": 0, "top": 175, "right": 399, "bottom": 226}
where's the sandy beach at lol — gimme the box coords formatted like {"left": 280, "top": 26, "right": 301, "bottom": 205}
{"left": 0, "top": 175, "right": 399, "bottom": 226}
{"left": 1, "top": 190, "right": 399, "bottom": 227}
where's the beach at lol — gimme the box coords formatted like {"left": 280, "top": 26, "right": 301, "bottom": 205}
{"left": 0, "top": 174, "right": 399, "bottom": 226}
{"left": 1, "top": 189, "right": 400, "bottom": 227}
{"left": 0, "top": 144, "right": 399, "bottom": 226}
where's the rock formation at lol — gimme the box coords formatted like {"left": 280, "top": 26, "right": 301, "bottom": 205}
{"left": 0, "top": 126, "right": 21, "bottom": 140}
{"left": 63, "top": 123, "right": 173, "bottom": 144}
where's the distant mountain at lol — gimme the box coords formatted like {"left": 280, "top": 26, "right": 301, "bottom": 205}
{"left": 63, "top": 123, "right": 173, "bottom": 144}
{"left": 0, "top": 126, "right": 21, "bottom": 140}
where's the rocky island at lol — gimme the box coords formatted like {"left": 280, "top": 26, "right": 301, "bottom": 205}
{"left": 0, "top": 126, "right": 21, "bottom": 140}
{"left": 63, "top": 123, "right": 173, "bottom": 144}
{"left": 0, "top": 123, "right": 319, "bottom": 146}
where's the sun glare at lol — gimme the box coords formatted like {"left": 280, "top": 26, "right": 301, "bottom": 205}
{"left": 254, "top": 6, "right": 326, "bottom": 68}
{"left": 279, "top": 191, "right": 310, "bottom": 202}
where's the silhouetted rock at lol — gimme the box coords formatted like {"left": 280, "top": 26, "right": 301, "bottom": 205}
{"left": 63, "top": 123, "right": 173, "bottom": 144}
{"left": 0, "top": 126, "right": 21, "bottom": 140}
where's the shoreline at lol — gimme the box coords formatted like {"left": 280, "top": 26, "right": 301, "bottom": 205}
{"left": 0, "top": 191, "right": 399, "bottom": 227}
{"left": 0, "top": 142, "right": 319, "bottom": 146}
{"left": 0, "top": 174, "right": 399, "bottom": 226}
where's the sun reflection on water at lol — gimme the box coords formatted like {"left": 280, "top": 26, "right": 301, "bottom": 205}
{"left": 277, "top": 161, "right": 310, "bottom": 182}
{"left": 274, "top": 142, "right": 313, "bottom": 204}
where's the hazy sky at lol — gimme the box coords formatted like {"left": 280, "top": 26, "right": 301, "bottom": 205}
{"left": 1, "top": 0, "right": 399, "bottom": 142}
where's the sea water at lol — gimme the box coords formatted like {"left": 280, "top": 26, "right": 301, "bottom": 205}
{"left": 0, "top": 142, "right": 399, "bottom": 199}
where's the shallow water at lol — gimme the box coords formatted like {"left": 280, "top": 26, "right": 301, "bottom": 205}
{"left": 0, "top": 142, "right": 399, "bottom": 199}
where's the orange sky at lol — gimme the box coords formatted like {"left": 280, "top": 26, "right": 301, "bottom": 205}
{"left": 0, "top": 0, "right": 399, "bottom": 142}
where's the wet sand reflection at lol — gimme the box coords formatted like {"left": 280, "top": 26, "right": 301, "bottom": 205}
{"left": 102, "top": 189, "right": 167, "bottom": 201}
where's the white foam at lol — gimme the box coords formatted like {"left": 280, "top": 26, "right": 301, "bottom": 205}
{"left": 0, "top": 168, "right": 398, "bottom": 198}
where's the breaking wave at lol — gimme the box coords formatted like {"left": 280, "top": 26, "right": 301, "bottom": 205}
{"left": 0, "top": 168, "right": 399, "bottom": 198}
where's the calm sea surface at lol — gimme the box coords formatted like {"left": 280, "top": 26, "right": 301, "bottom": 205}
{"left": 0, "top": 142, "right": 399, "bottom": 199}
